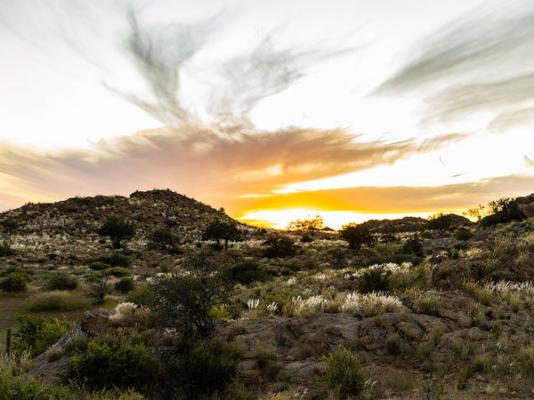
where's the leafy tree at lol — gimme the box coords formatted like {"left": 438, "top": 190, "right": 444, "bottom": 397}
{"left": 202, "top": 220, "right": 241, "bottom": 250}
{"left": 97, "top": 217, "right": 135, "bottom": 249}
{"left": 339, "top": 223, "right": 374, "bottom": 251}
{"left": 263, "top": 235, "right": 297, "bottom": 258}
{"left": 287, "top": 215, "right": 324, "bottom": 232}
{"left": 150, "top": 251, "right": 230, "bottom": 340}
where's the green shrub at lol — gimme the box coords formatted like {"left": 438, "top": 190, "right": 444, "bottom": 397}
{"left": 358, "top": 269, "right": 390, "bottom": 293}
{"left": 13, "top": 316, "right": 72, "bottom": 357}
{"left": 66, "top": 334, "right": 160, "bottom": 391}
{"left": 46, "top": 272, "right": 78, "bottom": 291}
{"left": 455, "top": 228, "right": 473, "bottom": 241}
{"left": 29, "top": 292, "right": 90, "bottom": 312}
{"left": 0, "top": 271, "right": 30, "bottom": 292}
{"left": 263, "top": 235, "right": 297, "bottom": 258}
{"left": 128, "top": 285, "right": 156, "bottom": 307}
{"left": 402, "top": 235, "right": 424, "bottom": 257}
{"left": 339, "top": 223, "right": 374, "bottom": 251}
{"left": 150, "top": 252, "right": 230, "bottom": 340}
{"left": 96, "top": 254, "right": 131, "bottom": 267}
{"left": 88, "top": 261, "right": 111, "bottom": 271}
{"left": 322, "top": 345, "right": 369, "bottom": 398}
{"left": 161, "top": 340, "right": 239, "bottom": 399}
{"left": 106, "top": 267, "right": 131, "bottom": 277}
{"left": 115, "top": 277, "right": 135, "bottom": 294}
{"left": 226, "top": 261, "right": 265, "bottom": 285}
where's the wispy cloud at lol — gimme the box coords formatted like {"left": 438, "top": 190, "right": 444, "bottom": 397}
{"left": 374, "top": 0, "right": 534, "bottom": 130}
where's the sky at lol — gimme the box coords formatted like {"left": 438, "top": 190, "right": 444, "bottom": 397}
{"left": 1, "top": 0, "right": 534, "bottom": 228}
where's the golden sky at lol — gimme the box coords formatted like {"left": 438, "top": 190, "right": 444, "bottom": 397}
{"left": 1, "top": 0, "right": 534, "bottom": 228}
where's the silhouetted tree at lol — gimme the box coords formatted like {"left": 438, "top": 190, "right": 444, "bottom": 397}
{"left": 202, "top": 220, "right": 241, "bottom": 250}
{"left": 287, "top": 215, "right": 324, "bottom": 232}
{"left": 339, "top": 223, "right": 374, "bottom": 251}
{"left": 97, "top": 217, "right": 135, "bottom": 249}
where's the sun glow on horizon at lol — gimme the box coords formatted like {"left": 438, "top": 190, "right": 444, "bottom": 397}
{"left": 238, "top": 208, "right": 437, "bottom": 230}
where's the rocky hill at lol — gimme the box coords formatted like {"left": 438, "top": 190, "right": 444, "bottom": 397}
{"left": 0, "top": 189, "right": 243, "bottom": 261}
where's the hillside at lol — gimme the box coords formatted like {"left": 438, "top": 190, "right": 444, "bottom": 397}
{"left": 0, "top": 189, "right": 243, "bottom": 261}
{"left": 1, "top": 192, "right": 534, "bottom": 399}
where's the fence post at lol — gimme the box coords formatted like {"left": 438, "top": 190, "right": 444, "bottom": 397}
{"left": 5, "top": 329, "right": 11, "bottom": 355}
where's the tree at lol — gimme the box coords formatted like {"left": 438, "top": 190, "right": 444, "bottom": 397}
{"left": 287, "top": 215, "right": 324, "bottom": 232}
{"left": 150, "top": 251, "right": 230, "bottom": 340}
{"left": 202, "top": 220, "right": 241, "bottom": 250}
{"left": 339, "top": 223, "right": 374, "bottom": 251}
{"left": 97, "top": 217, "right": 135, "bottom": 249}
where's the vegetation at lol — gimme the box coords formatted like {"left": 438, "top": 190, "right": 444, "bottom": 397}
{"left": 13, "top": 316, "right": 72, "bottom": 357}
{"left": 202, "top": 220, "right": 241, "bottom": 250}
{"left": 0, "top": 189, "right": 533, "bottom": 399}
{"left": 339, "top": 223, "right": 373, "bottom": 250}
{"left": 98, "top": 218, "right": 136, "bottom": 249}
{"left": 322, "top": 345, "right": 369, "bottom": 398}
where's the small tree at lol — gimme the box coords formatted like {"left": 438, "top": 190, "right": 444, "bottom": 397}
{"left": 150, "top": 251, "right": 230, "bottom": 340}
{"left": 339, "top": 223, "right": 374, "bottom": 251}
{"left": 97, "top": 217, "right": 135, "bottom": 249}
{"left": 202, "top": 220, "right": 241, "bottom": 250}
{"left": 287, "top": 215, "right": 324, "bottom": 232}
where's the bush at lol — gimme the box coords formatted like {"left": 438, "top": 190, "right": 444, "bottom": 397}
{"left": 46, "top": 272, "right": 78, "bottom": 291}
{"left": 161, "top": 340, "right": 239, "bottom": 399}
{"left": 88, "top": 261, "right": 111, "bottom": 271}
{"left": 128, "top": 285, "right": 156, "bottom": 307}
{"left": 0, "top": 271, "right": 30, "bottom": 292}
{"left": 66, "top": 334, "right": 160, "bottom": 391}
{"left": 322, "top": 345, "right": 369, "bottom": 398}
{"left": 105, "top": 267, "right": 130, "bottom": 277}
{"left": 150, "top": 252, "right": 230, "bottom": 340}
{"left": 115, "top": 277, "right": 135, "bottom": 294}
{"left": 96, "top": 254, "right": 131, "bottom": 267}
{"left": 358, "top": 269, "right": 390, "bottom": 293}
{"left": 402, "top": 235, "right": 424, "bottom": 257}
{"left": 226, "top": 261, "right": 265, "bottom": 285}
{"left": 147, "top": 227, "right": 180, "bottom": 251}
{"left": 455, "top": 228, "right": 473, "bottom": 241}
{"left": 263, "top": 235, "right": 297, "bottom": 258}
{"left": 13, "top": 316, "right": 72, "bottom": 357}
{"left": 414, "top": 292, "right": 442, "bottom": 315}
{"left": 0, "top": 241, "right": 15, "bottom": 257}
{"left": 29, "top": 292, "right": 90, "bottom": 312}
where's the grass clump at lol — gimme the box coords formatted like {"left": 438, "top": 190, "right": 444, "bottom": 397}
{"left": 0, "top": 270, "right": 30, "bottom": 292}
{"left": 29, "top": 292, "right": 90, "bottom": 312}
{"left": 46, "top": 272, "right": 78, "bottom": 291}
{"left": 115, "top": 277, "right": 135, "bottom": 294}
{"left": 414, "top": 292, "right": 442, "bottom": 315}
{"left": 322, "top": 345, "right": 369, "bottom": 398}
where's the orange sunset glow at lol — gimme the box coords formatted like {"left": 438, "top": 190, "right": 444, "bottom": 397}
{"left": 1, "top": 0, "right": 534, "bottom": 228}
